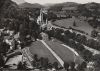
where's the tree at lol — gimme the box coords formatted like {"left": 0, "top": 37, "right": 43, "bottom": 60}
{"left": 0, "top": 42, "right": 10, "bottom": 54}
{"left": 0, "top": 0, "right": 6, "bottom": 9}
{"left": 43, "top": 58, "right": 49, "bottom": 69}
{"left": 69, "top": 62, "right": 77, "bottom": 71}
{"left": 34, "top": 54, "right": 39, "bottom": 62}
{"left": 69, "top": 39, "right": 77, "bottom": 49}
{"left": 82, "top": 50, "right": 93, "bottom": 62}
{"left": 73, "top": 21, "right": 77, "bottom": 27}
{"left": 86, "top": 39, "right": 95, "bottom": 48}
{"left": 77, "top": 61, "right": 87, "bottom": 71}
{"left": 40, "top": 57, "right": 44, "bottom": 68}
{"left": 53, "top": 62, "right": 59, "bottom": 70}
{"left": 64, "top": 62, "right": 69, "bottom": 71}
{"left": 39, "top": 57, "right": 49, "bottom": 69}
{"left": 91, "top": 30, "right": 98, "bottom": 38}
{"left": 47, "top": 63, "right": 53, "bottom": 69}
{"left": 47, "top": 12, "right": 57, "bottom": 20}
{"left": 70, "top": 32, "right": 76, "bottom": 40}
{"left": 0, "top": 54, "right": 5, "bottom": 67}
{"left": 63, "top": 35, "right": 69, "bottom": 44}
{"left": 92, "top": 54, "right": 100, "bottom": 68}
{"left": 76, "top": 43, "right": 85, "bottom": 51}
{"left": 70, "top": 62, "right": 75, "bottom": 69}
{"left": 81, "top": 35, "right": 87, "bottom": 44}
{"left": 17, "top": 62, "right": 26, "bottom": 70}
{"left": 19, "top": 22, "right": 29, "bottom": 42}
{"left": 64, "top": 30, "right": 71, "bottom": 38}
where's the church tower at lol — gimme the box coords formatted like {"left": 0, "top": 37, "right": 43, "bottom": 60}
{"left": 37, "top": 8, "right": 48, "bottom": 30}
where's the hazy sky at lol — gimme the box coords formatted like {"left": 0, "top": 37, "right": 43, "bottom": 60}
{"left": 12, "top": 0, "right": 25, "bottom": 4}
{"left": 13, "top": 0, "right": 100, "bottom": 4}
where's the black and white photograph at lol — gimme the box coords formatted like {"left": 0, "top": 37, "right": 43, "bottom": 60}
{"left": 0, "top": 0, "right": 100, "bottom": 71}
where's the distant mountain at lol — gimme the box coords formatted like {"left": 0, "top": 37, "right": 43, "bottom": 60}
{"left": 49, "top": 2, "right": 100, "bottom": 10}
{"left": 19, "top": 2, "right": 44, "bottom": 8}
{"left": 83, "top": 2, "right": 100, "bottom": 11}
{"left": 49, "top": 2, "right": 79, "bottom": 8}
{"left": 43, "top": 3, "right": 56, "bottom": 9}
{"left": 77, "top": 2, "right": 100, "bottom": 16}
{"left": 48, "top": 2, "right": 79, "bottom": 11}
{"left": 44, "top": 3, "right": 55, "bottom": 7}
{"left": 49, "top": 2, "right": 100, "bottom": 16}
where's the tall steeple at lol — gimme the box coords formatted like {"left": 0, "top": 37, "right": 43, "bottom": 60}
{"left": 40, "top": 9, "right": 43, "bottom": 24}
{"left": 37, "top": 8, "right": 48, "bottom": 30}
{"left": 37, "top": 8, "right": 48, "bottom": 25}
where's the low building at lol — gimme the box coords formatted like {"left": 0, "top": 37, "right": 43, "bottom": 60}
{"left": 5, "top": 54, "right": 22, "bottom": 69}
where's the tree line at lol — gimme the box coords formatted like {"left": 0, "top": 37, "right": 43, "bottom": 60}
{"left": 45, "top": 27, "right": 100, "bottom": 69}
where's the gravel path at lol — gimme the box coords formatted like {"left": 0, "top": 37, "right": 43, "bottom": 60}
{"left": 40, "top": 40, "right": 64, "bottom": 66}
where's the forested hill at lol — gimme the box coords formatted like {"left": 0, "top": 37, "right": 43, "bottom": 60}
{"left": 19, "top": 2, "right": 44, "bottom": 8}
{"left": 0, "top": 0, "right": 19, "bottom": 18}
{"left": 0, "top": 0, "right": 40, "bottom": 35}
{"left": 49, "top": 2, "right": 79, "bottom": 8}
{"left": 49, "top": 2, "right": 100, "bottom": 17}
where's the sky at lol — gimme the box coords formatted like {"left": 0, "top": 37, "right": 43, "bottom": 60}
{"left": 12, "top": 0, "right": 25, "bottom": 4}
{"left": 13, "top": 0, "right": 100, "bottom": 4}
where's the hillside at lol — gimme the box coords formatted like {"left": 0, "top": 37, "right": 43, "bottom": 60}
{"left": 53, "top": 2, "right": 79, "bottom": 7}
{"left": 0, "top": 0, "right": 19, "bottom": 18}
{"left": 49, "top": 2, "right": 100, "bottom": 16}
{"left": 49, "top": 2, "right": 79, "bottom": 11}
{"left": 78, "top": 2, "right": 100, "bottom": 16}
{"left": 19, "top": 2, "right": 44, "bottom": 8}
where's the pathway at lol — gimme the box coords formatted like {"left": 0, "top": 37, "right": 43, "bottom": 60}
{"left": 83, "top": 45, "right": 100, "bottom": 55}
{"left": 61, "top": 44, "right": 79, "bottom": 56}
{"left": 40, "top": 40, "right": 64, "bottom": 66}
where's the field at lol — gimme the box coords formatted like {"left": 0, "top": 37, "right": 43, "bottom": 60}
{"left": 53, "top": 18, "right": 93, "bottom": 36}
{"left": 45, "top": 40, "right": 83, "bottom": 64}
{"left": 29, "top": 41, "right": 59, "bottom": 64}
{"left": 29, "top": 40, "right": 83, "bottom": 66}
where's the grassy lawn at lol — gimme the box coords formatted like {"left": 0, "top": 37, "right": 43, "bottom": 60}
{"left": 53, "top": 18, "right": 93, "bottom": 36}
{"left": 29, "top": 39, "right": 83, "bottom": 66}
{"left": 29, "top": 41, "right": 61, "bottom": 65}
{"left": 45, "top": 40, "right": 83, "bottom": 64}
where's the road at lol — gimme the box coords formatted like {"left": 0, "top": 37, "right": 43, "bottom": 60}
{"left": 40, "top": 40, "right": 64, "bottom": 66}
{"left": 83, "top": 45, "right": 100, "bottom": 55}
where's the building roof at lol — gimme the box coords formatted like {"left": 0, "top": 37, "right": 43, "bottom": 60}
{"left": 5, "top": 55, "right": 22, "bottom": 65}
